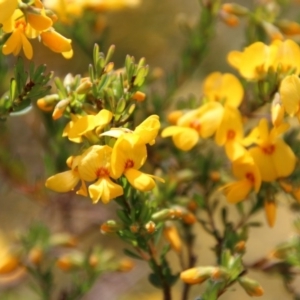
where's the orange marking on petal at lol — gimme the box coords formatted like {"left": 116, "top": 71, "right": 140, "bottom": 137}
{"left": 262, "top": 144, "right": 275, "bottom": 154}
{"left": 227, "top": 129, "right": 236, "bottom": 140}
{"left": 125, "top": 159, "right": 134, "bottom": 169}
{"left": 189, "top": 120, "right": 201, "bottom": 131}
{"left": 96, "top": 167, "right": 109, "bottom": 177}
{"left": 246, "top": 172, "right": 255, "bottom": 184}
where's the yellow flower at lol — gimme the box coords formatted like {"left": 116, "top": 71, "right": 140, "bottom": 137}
{"left": 161, "top": 102, "right": 223, "bottom": 151}
{"left": 40, "top": 29, "right": 73, "bottom": 59}
{"left": 2, "top": 10, "right": 33, "bottom": 59}
{"left": 271, "top": 39, "right": 300, "bottom": 75}
{"left": 111, "top": 134, "right": 163, "bottom": 191}
{"left": 45, "top": 155, "right": 87, "bottom": 196}
{"left": 101, "top": 115, "right": 160, "bottom": 145}
{"left": 203, "top": 72, "right": 244, "bottom": 107}
{"left": 221, "top": 153, "right": 261, "bottom": 203}
{"left": 65, "top": 109, "right": 113, "bottom": 142}
{"left": 78, "top": 145, "right": 123, "bottom": 203}
{"left": 180, "top": 267, "right": 216, "bottom": 285}
{"left": 0, "top": 0, "right": 17, "bottom": 24}
{"left": 279, "top": 74, "right": 300, "bottom": 121}
{"left": 215, "top": 106, "right": 246, "bottom": 161}
{"left": 247, "top": 119, "right": 296, "bottom": 182}
{"left": 227, "top": 41, "right": 276, "bottom": 80}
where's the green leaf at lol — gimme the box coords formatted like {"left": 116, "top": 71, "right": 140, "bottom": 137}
{"left": 123, "top": 248, "right": 143, "bottom": 260}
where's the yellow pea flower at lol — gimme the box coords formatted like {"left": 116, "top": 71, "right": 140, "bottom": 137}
{"left": 270, "top": 39, "right": 300, "bottom": 75}
{"left": 221, "top": 153, "right": 261, "bottom": 203}
{"left": 0, "top": 0, "right": 17, "bottom": 24}
{"left": 2, "top": 9, "right": 33, "bottom": 59}
{"left": 161, "top": 102, "right": 223, "bottom": 151}
{"left": 203, "top": 72, "right": 244, "bottom": 108}
{"left": 78, "top": 145, "right": 123, "bottom": 204}
{"left": 215, "top": 106, "right": 246, "bottom": 161}
{"left": 101, "top": 115, "right": 160, "bottom": 145}
{"left": 227, "top": 42, "right": 276, "bottom": 80}
{"left": 40, "top": 29, "right": 73, "bottom": 59}
{"left": 111, "top": 134, "right": 163, "bottom": 191}
{"left": 45, "top": 155, "right": 87, "bottom": 196}
{"left": 65, "top": 109, "right": 113, "bottom": 142}
{"left": 279, "top": 74, "right": 300, "bottom": 121}
{"left": 247, "top": 119, "right": 296, "bottom": 182}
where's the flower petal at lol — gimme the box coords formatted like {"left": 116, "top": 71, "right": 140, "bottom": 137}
{"left": 45, "top": 170, "right": 79, "bottom": 192}
{"left": 125, "top": 168, "right": 156, "bottom": 191}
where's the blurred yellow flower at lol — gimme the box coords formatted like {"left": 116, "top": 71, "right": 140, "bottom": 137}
{"left": 215, "top": 106, "right": 246, "bottom": 161}
{"left": 78, "top": 145, "right": 123, "bottom": 203}
{"left": 279, "top": 74, "right": 300, "bottom": 121}
{"left": 203, "top": 72, "right": 244, "bottom": 107}
{"left": 246, "top": 119, "right": 296, "bottom": 182}
{"left": 221, "top": 153, "right": 261, "bottom": 203}
{"left": 161, "top": 102, "right": 223, "bottom": 151}
{"left": 0, "top": 0, "right": 17, "bottom": 24}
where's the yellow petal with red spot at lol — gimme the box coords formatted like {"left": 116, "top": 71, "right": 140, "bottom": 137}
{"left": 249, "top": 147, "right": 277, "bottom": 182}
{"left": 222, "top": 179, "right": 252, "bottom": 203}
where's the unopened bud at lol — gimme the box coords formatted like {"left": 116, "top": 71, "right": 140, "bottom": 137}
{"left": 118, "top": 258, "right": 134, "bottom": 272}
{"left": 234, "top": 240, "right": 246, "bottom": 253}
{"left": 88, "top": 254, "right": 98, "bottom": 268}
{"left": 271, "top": 95, "right": 284, "bottom": 127}
{"left": 277, "top": 20, "right": 300, "bottom": 36}
{"left": 28, "top": 248, "right": 43, "bottom": 265}
{"left": 100, "top": 220, "right": 121, "bottom": 234}
{"left": 75, "top": 80, "right": 92, "bottom": 94}
{"left": 130, "top": 223, "right": 139, "bottom": 233}
{"left": 262, "top": 21, "right": 283, "bottom": 41}
{"left": 219, "top": 11, "right": 239, "bottom": 27}
{"left": 152, "top": 209, "right": 172, "bottom": 222}
{"left": 145, "top": 221, "right": 156, "bottom": 234}
{"left": 167, "top": 110, "right": 183, "bottom": 124}
{"left": 56, "top": 256, "right": 73, "bottom": 271}
{"left": 180, "top": 266, "right": 216, "bottom": 284}
{"left": 37, "top": 94, "right": 59, "bottom": 112}
{"left": 209, "top": 171, "right": 220, "bottom": 182}
{"left": 187, "top": 200, "right": 198, "bottom": 212}
{"left": 163, "top": 224, "right": 182, "bottom": 253}
{"left": 264, "top": 199, "right": 277, "bottom": 228}
{"left": 52, "top": 98, "right": 70, "bottom": 120}
{"left": 182, "top": 212, "right": 197, "bottom": 225}
{"left": 132, "top": 91, "right": 146, "bottom": 102}
{"left": 239, "top": 276, "right": 264, "bottom": 297}
{"left": 104, "top": 62, "right": 114, "bottom": 73}
{"left": 50, "top": 233, "right": 78, "bottom": 247}
{"left": 222, "top": 3, "right": 249, "bottom": 16}
{"left": 211, "top": 267, "right": 230, "bottom": 281}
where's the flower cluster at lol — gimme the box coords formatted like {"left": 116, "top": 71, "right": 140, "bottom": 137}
{"left": 46, "top": 115, "right": 162, "bottom": 204}
{"left": 0, "top": 0, "right": 73, "bottom": 59}
{"left": 162, "top": 39, "right": 300, "bottom": 226}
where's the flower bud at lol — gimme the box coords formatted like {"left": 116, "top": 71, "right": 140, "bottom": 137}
{"left": 262, "top": 21, "right": 283, "bottom": 41}
{"left": 180, "top": 266, "right": 216, "bottom": 284}
{"left": 264, "top": 199, "right": 277, "bottom": 228}
{"left": 163, "top": 224, "right": 182, "bottom": 253}
{"left": 88, "top": 254, "right": 98, "bottom": 268}
{"left": 151, "top": 209, "right": 173, "bottom": 222}
{"left": 28, "top": 247, "right": 43, "bottom": 265}
{"left": 100, "top": 220, "right": 121, "bottom": 234}
{"left": 75, "top": 80, "right": 92, "bottom": 94}
{"left": 37, "top": 94, "right": 59, "bottom": 112}
{"left": 52, "top": 98, "right": 70, "bottom": 120}
{"left": 277, "top": 20, "right": 300, "bottom": 36}
{"left": 130, "top": 223, "right": 140, "bottom": 233}
{"left": 117, "top": 258, "right": 134, "bottom": 272}
{"left": 104, "top": 62, "right": 114, "bottom": 73}
{"left": 56, "top": 256, "right": 73, "bottom": 271}
{"left": 145, "top": 221, "right": 156, "bottom": 234}
{"left": 234, "top": 240, "right": 246, "bottom": 253}
{"left": 278, "top": 180, "right": 292, "bottom": 193}
{"left": 132, "top": 91, "right": 146, "bottom": 102}
{"left": 219, "top": 11, "right": 239, "bottom": 27}
{"left": 209, "top": 171, "right": 220, "bottom": 182}
{"left": 222, "top": 3, "right": 249, "bottom": 16}
{"left": 182, "top": 212, "right": 197, "bottom": 225}
{"left": 167, "top": 110, "right": 183, "bottom": 124}
{"left": 239, "top": 276, "right": 264, "bottom": 297}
